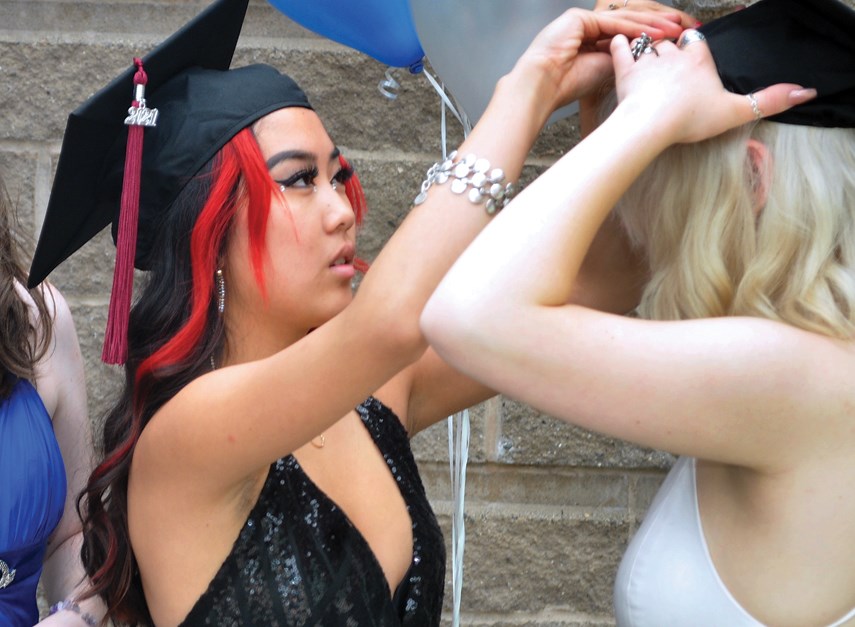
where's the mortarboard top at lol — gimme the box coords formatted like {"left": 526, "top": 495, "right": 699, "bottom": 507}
{"left": 699, "top": 0, "right": 855, "bottom": 128}
{"left": 28, "top": 0, "right": 312, "bottom": 288}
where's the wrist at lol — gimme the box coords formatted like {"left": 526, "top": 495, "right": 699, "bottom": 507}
{"left": 49, "top": 599, "right": 98, "bottom": 627}
{"left": 496, "top": 59, "right": 561, "bottom": 129}
{"left": 413, "top": 150, "right": 519, "bottom": 215}
{"left": 608, "top": 99, "right": 677, "bottom": 155}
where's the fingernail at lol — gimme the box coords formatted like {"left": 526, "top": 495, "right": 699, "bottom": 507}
{"left": 790, "top": 88, "right": 817, "bottom": 104}
{"left": 695, "top": 21, "right": 703, "bottom": 27}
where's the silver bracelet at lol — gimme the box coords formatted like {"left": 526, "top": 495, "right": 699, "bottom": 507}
{"left": 413, "top": 150, "right": 518, "bottom": 215}
{"left": 49, "top": 599, "right": 99, "bottom": 627}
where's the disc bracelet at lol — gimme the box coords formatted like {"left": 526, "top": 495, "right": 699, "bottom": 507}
{"left": 413, "top": 150, "right": 518, "bottom": 215}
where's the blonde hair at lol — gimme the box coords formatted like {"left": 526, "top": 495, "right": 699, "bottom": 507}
{"left": 616, "top": 122, "right": 855, "bottom": 339}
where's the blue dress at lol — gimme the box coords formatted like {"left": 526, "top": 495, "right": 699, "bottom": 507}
{"left": 0, "top": 378, "right": 67, "bottom": 626}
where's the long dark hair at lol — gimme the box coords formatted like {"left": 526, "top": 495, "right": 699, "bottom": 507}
{"left": 0, "top": 170, "right": 52, "bottom": 397}
{"left": 78, "top": 127, "right": 367, "bottom": 625}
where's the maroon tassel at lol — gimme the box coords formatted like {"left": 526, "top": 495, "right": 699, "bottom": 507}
{"left": 102, "top": 58, "right": 158, "bottom": 364}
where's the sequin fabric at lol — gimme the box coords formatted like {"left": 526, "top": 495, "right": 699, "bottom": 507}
{"left": 179, "top": 397, "right": 445, "bottom": 626}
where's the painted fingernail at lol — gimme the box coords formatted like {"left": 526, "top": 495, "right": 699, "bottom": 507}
{"left": 790, "top": 88, "right": 817, "bottom": 104}
{"left": 695, "top": 21, "right": 703, "bottom": 27}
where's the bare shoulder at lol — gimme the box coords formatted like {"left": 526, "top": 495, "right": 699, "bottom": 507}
{"left": 32, "top": 282, "right": 88, "bottom": 434}
{"left": 667, "top": 316, "right": 855, "bottom": 462}
{"left": 130, "top": 363, "right": 272, "bottom": 495}
{"left": 25, "top": 282, "right": 77, "bottom": 417}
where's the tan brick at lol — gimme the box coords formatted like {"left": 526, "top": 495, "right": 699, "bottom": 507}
{"left": 498, "top": 398, "right": 673, "bottom": 469}
{"left": 435, "top": 508, "right": 628, "bottom": 615}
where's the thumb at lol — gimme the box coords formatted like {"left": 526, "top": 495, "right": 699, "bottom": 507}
{"left": 745, "top": 84, "right": 817, "bottom": 122}
{"left": 610, "top": 34, "right": 635, "bottom": 75}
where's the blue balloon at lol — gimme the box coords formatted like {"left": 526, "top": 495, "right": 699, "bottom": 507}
{"left": 268, "top": 0, "right": 424, "bottom": 72}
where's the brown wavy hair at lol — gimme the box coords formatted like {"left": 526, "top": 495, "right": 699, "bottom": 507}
{"left": 0, "top": 170, "right": 52, "bottom": 398}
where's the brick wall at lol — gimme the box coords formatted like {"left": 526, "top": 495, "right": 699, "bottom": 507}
{"left": 3, "top": 1, "right": 847, "bottom": 624}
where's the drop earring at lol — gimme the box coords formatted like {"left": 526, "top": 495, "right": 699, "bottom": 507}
{"left": 216, "top": 268, "right": 225, "bottom": 314}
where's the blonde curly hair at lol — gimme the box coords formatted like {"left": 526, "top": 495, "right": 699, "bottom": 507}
{"left": 615, "top": 122, "right": 855, "bottom": 339}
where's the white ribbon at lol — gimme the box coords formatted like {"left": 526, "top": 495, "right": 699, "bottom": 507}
{"left": 424, "top": 66, "right": 474, "bottom": 627}
{"left": 377, "top": 67, "right": 402, "bottom": 100}
{"left": 422, "top": 67, "right": 473, "bottom": 140}
{"left": 447, "top": 409, "right": 470, "bottom": 627}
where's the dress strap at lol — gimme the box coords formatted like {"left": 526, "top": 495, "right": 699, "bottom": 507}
{"left": 827, "top": 605, "right": 855, "bottom": 627}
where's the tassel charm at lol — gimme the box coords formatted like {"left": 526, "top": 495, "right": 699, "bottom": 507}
{"left": 124, "top": 87, "right": 159, "bottom": 127}
{"left": 102, "top": 58, "right": 158, "bottom": 364}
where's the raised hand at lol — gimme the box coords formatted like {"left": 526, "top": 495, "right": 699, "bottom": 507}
{"left": 610, "top": 29, "right": 816, "bottom": 145}
{"left": 594, "top": 0, "right": 698, "bottom": 29}
{"left": 511, "top": 8, "right": 685, "bottom": 112}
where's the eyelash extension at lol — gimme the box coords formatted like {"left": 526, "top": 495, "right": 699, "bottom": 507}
{"left": 276, "top": 165, "right": 354, "bottom": 189}
{"left": 277, "top": 166, "right": 319, "bottom": 189}
{"left": 334, "top": 165, "right": 354, "bottom": 185}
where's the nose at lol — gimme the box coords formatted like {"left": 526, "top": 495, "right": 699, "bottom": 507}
{"left": 321, "top": 183, "right": 356, "bottom": 233}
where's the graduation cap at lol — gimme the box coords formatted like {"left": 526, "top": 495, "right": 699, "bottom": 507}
{"left": 28, "top": 0, "right": 312, "bottom": 363}
{"left": 699, "top": 0, "right": 855, "bottom": 128}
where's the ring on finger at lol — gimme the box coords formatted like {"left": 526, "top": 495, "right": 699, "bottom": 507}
{"left": 677, "top": 29, "right": 706, "bottom": 49}
{"left": 631, "top": 33, "right": 658, "bottom": 61}
{"left": 746, "top": 92, "right": 763, "bottom": 120}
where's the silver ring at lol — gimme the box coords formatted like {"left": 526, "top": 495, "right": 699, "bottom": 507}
{"left": 631, "top": 33, "right": 657, "bottom": 61}
{"left": 746, "top": 92, "right": 763, "bottom": 120}
{"left": 677, "top": 29, "right": 706, "bottom": 49}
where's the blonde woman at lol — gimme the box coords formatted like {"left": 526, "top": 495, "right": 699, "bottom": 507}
{"left": 423, "top": 0, "right": 855, "bottom": 624}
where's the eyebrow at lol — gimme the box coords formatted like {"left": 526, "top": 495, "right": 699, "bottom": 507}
{"left": 265, "top": 147, "right": 342, "bottom": 171}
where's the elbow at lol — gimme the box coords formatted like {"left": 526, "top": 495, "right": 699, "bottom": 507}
{"left": 370, "top": 305, "right": 428, "bottom": 367}
{"left": 420, "top": 298, "right": 447, "bottom": 348}
{"left": 421, "top": 293, "right": 484, "bottom": 364}
{"left": 396, "top": 316, "right": 430, "bottom": 364}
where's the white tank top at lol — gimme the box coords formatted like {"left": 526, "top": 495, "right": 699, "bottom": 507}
{"left": 614, "top": 456, "right": 855, "bottom": 627}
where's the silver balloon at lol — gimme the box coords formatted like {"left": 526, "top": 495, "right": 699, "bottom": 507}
{"left": 409, "top": 0, "right": 597, "bottom": 127}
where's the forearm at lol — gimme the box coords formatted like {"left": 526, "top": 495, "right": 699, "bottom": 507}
{"left": 351, "top": 62, "right": 558, "bottom": 345}
{"left": 505, "top": 109, "right": 663, "bottom": 305}
{"left": 40, "top": 532, "right": 107, "bottom": 626}
{"left": 423, "top": 104, "right": 668, "bottom": 357}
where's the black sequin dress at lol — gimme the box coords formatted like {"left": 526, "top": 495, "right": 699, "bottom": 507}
{"left": 179, "top": 397, "right": 445, "bottom": 626}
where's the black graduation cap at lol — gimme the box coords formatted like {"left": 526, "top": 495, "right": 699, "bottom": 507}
{"left": 28, "top": 0, "right": 312, "bottom": 363}
{"left": 699, "top": 0, "right": 855, "bottom": 128}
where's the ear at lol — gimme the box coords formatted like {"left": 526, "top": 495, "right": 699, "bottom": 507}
{"left": 746, "top": 138, "right": 772, "bottom": 216}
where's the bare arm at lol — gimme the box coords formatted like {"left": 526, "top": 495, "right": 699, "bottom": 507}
{"left": 35, "top": 286, "right": 106, "bottom": 625}
{"left": 422, "top": 34, "right": 822, "bottom": 471}
{"left": 390, "top": 9, "right": 682, "bottom": 436}
{"left": 401, "top": 208, "right": 646, "bottom": 436}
